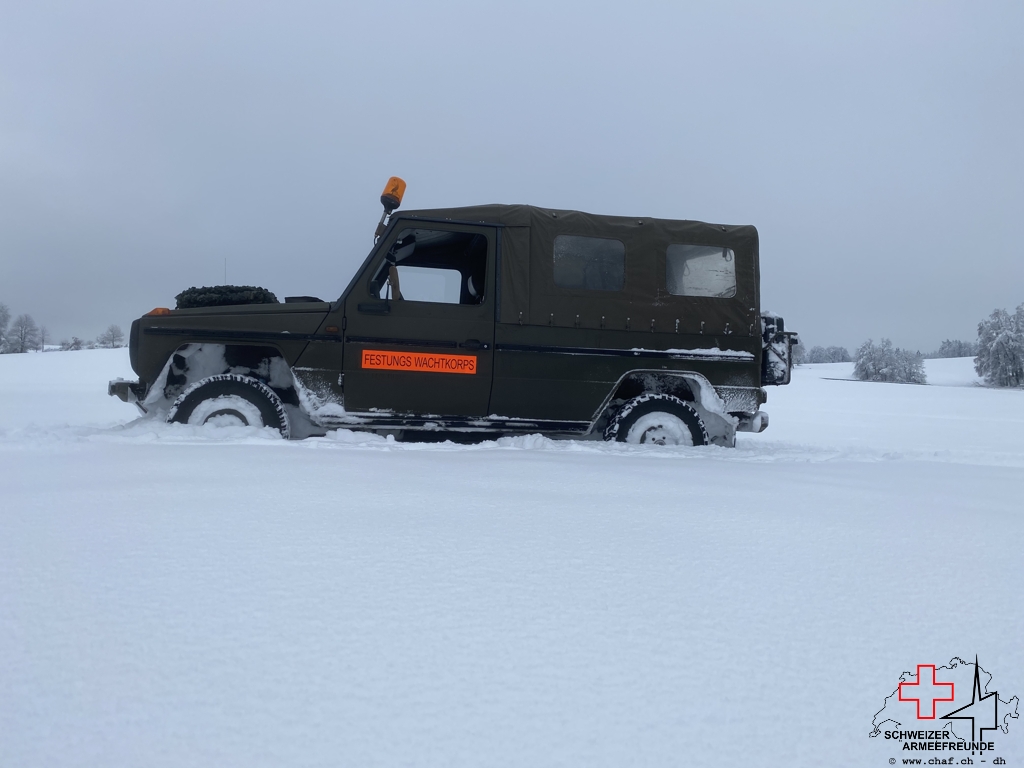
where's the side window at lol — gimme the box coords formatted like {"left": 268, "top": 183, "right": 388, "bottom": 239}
{"left": 666, "top": 244, "right": 737, "bottom": 298}
{"left": 553, "top": 235, "right": 625, "bottom": 291}
{"left": 371, "top": 228, "right": 487, "bottom": 305}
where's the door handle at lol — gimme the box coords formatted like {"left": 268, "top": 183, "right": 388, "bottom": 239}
{"left": 460, "top": 339, "right": 489, "bottom": 350}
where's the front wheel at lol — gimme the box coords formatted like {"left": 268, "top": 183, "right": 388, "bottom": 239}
{"left": 604, "top": 394, "right": 709, "bottom": 446}
{"left": 167, "top": 374, "right": 290, "bottom": 437}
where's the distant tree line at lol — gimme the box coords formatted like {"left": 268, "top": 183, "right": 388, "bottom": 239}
{"left": 929, "top": 339, "right": 979, "bottom": 359}
{"left": 805, "top": 345, "right": 851, "bottom": 364}
{"left": 909, "top": 304, "right": 1024, "bottom": 387}
{"left": 793, "top": 340, "right": 923, "bottom": 383}
{"left": 0, "top": 301, "right": 123, "bottom": 354}
{"left": 793, "top": 302, "right": 1024, "bottom": 388}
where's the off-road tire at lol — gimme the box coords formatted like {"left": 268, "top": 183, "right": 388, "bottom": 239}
{"left": 167, "top": 374, "right": 290, "bottom": 437}
{"left": 604, "top": 393, "right": 709, "bottom": 446}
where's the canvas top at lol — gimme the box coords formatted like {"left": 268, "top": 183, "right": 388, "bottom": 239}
{"left": 391, "top": 204, "right": 761, "bottom": 335}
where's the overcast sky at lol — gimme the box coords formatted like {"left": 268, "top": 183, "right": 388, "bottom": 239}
{"left": 1, "top": 0, "right": 1021, "bottom": 350}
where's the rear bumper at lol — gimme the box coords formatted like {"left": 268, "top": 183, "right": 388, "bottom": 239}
{"left": 735, "top": 410, "right": 769, "bottom": 433}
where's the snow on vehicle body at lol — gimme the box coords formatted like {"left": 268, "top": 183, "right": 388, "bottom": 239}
{"left": 109, "top": 180, "right": 797, "bottom": 445}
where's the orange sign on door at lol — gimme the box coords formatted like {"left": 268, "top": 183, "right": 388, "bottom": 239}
{"left": 361, "top": 349, "right": 477, "bottom": 375}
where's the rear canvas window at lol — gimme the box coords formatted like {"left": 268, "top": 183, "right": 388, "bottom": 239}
{"left": 666, "top": 244, "right": 737, "bottom": 298}
{"left": 553, "top": 235, "right": 625, "bottom": 292}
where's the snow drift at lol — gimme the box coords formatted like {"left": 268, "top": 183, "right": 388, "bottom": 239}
{"left": 0, "top": 351, "right": 1021, "bottom": 767}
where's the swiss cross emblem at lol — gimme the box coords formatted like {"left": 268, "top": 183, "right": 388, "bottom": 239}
{"left": 898, "top": 664, "right": 955, "bottom": 719}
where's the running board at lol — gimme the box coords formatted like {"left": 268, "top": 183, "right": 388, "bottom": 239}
{"left": 314, "top": 412, "right": 593, "bottom": 435}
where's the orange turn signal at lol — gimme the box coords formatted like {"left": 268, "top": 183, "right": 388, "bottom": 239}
{"left": 380, "top": 176, "right": 406, "bottom": 212}
{"left": 146, "top": 307, "right": 171, "bottom": 316}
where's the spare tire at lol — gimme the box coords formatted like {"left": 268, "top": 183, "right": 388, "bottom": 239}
{"left": 175, "top": 285, "right": 279, "bottom": 309}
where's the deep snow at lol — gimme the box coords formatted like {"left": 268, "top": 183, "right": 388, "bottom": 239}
{"left": 1, "top": 350, "right": 1021, "bottom": 767}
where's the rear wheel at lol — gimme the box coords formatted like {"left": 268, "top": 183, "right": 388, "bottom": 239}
{"left": 605, "top": 393, "right": 709, "bottom": 446}
{"left": 167, "top": 374, "right": 290, "bottom": 437}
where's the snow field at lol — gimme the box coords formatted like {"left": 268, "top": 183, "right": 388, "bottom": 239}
{"left": 0, "top": 350, "right": 1022, "bottom": 767}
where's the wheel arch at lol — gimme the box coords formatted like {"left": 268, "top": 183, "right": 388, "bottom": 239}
{"left": 593, "top": 369, "right": 737, "bottom": 446}
{"left": 142, "top": 342, "right": 299, "bottom": 412}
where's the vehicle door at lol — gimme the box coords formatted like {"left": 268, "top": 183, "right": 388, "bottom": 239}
{"left": 342, "top": 222, "right": 496, "bottom": 417}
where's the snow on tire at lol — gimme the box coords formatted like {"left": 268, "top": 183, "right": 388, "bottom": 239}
{"left": 167, "top": 374, "right": 290, "bottom": 438}
{"left": 604, "top": 393, "right": 709, "bottom": 446}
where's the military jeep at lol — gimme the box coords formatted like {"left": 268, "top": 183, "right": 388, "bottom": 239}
{"left": 110, "top": 178, "right": 797, "bottom": 446}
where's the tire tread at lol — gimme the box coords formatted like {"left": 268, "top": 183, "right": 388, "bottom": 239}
{"left": 167, "top": 374, "right": 290, "bottom": 438}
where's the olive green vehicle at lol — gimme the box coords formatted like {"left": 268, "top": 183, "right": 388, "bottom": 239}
{"left": 109, "top": 179, "right": 797, "bottom": 446}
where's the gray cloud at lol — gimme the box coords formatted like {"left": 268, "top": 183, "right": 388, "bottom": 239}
{"left": 2, "top": 0, "right": 1021, "bottom": 349}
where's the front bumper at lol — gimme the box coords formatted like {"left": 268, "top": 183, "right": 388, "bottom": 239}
{"left": 108, "top": 378, "right": 148, "bottom": 408}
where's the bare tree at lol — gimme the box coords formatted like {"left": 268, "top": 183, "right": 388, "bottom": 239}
{"left": 97, "top": 324, "right": 125, "bottom": 348}
{"left": 39, "top": 326, "right": 50, "bottom": 351}
{"left": 59, "top": 336, "right": 85, "bottom": 351}
{"left": 8, "top": 314, "right": 40, "bottom": 353}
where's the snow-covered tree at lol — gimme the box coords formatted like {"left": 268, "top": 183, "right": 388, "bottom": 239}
{"left": 8, "top": 314, "right": 40, "bottom": 354}
{"left": 854, "top": 338, "right": 926, "bottom": 384}
{"left": 97, "top": 324, "right": 125, "bottom": 348}
{"left": 792, "top": 339, "right": 806, "bottom": 365}
{"left": 826, "top": 346, "right": 851, "bottom": 363}
{"left": 39, "top": 326, "right": 50, "bottom": 351}
{"left": 974, "top": 305, "right": 1024, "bottom": 388}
